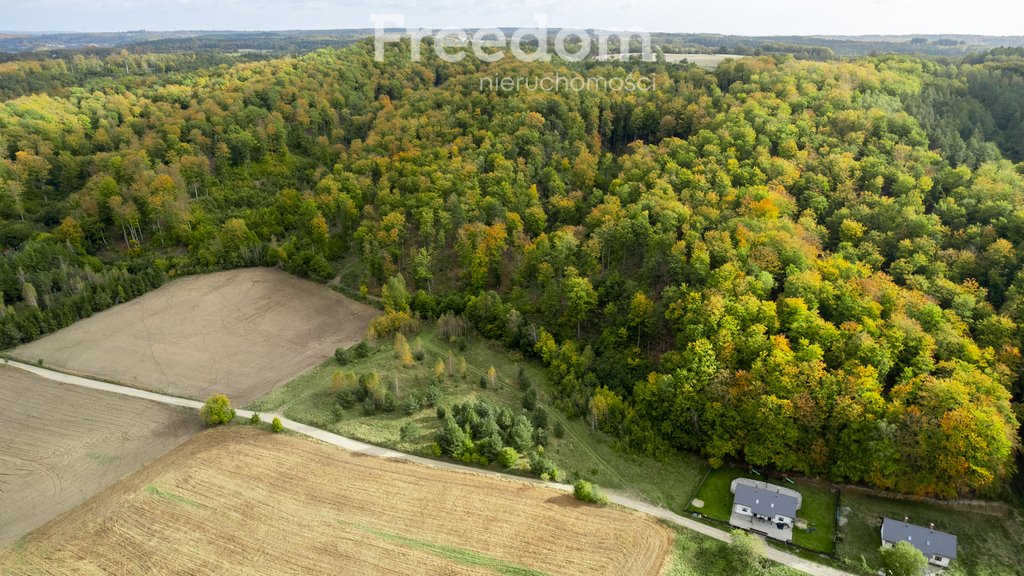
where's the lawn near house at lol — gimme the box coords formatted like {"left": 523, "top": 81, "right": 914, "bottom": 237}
{"left": 686, "top": 465, "right": 838, "bottom": 554}
{"left": 837, "top": 489, "right": 1024, "bottom": 575}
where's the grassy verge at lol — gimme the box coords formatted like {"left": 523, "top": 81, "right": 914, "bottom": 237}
{"left": 686, "top": 465, "right": 837, "bottom": 554}
{"left": 248, "top": 325, "right": 708, "bottom": 514}
{"left": 837, "top": 490, "right": 1024, "bottom": 575}
{"left": 663, "top": 525, "right": 802, "bottom": 576}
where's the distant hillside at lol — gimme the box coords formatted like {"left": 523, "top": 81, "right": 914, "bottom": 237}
{"left": 0, "top": 30, "right": 370, "bottom": 54}
{"left": 3, "top": 29, "right": 1024, "bottom": 58}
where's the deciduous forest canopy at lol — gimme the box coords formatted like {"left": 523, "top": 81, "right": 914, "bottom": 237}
{"left": 2, "top": 37, "right": 1023, "bottom": 499}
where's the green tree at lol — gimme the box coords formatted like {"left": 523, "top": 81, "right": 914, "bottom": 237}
{"left": 628, "top": 291, "right": 655, "bottom": 347}
{"left": 879, "top": 541, "right": 927, "bottom": 576}
{"left": 573, "top": 480, "right": 609, "bottom": 505}
{"left": 200, "top": 394, "right": 235, "bottom": 426}
{"left": 563, "top": 267, "right": 597, "bottom": 338}
{"left": 437, "top": 414, "right": 470, "bottom": 456}
{"left": 497, "top": 446, "right": 519, "bottom": 469}
{"left": 509, "top": 415, "right": 535, "bottom": 452}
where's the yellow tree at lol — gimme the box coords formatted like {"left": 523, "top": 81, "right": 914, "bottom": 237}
{"left": 394, "top": 332, "right": 414, "bottom": 367}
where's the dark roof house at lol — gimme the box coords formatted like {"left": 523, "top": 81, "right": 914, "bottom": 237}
{"left": 881, "top": 517, "right": 957, "bottom": 567}
{"left": 733, "top": 484, "right": 799, "bottom": 520}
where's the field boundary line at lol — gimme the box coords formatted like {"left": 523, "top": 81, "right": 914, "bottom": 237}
{"left": 4, "top": 358, "right": 856, "bottom": 576}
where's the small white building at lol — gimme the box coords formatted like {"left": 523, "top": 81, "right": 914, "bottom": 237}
{"left": 881, "top": 517, "right": 958, "bottom": 568}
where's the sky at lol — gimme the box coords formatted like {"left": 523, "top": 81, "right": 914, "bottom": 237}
{"left": 2, "top": 0, "right": 1023, "bottom": 36}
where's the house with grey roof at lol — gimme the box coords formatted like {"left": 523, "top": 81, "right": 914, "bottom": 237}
{"left": 881, "top": 517, "right": 958, "bottom": 568}
{"left": 729, "top": 480, "right": 801, "bottom": 542}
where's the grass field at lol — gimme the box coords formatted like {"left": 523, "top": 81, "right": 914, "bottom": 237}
{"left": 0, "top": 363, "right": 201, "bottom": 545}
{"left": 248, "top": 326, "right": 709, "bottom": 514}
{"left": 685, "top": 465, "right": 838, "bottom": 554}
{"left": 836, "top": 489, "right": 1024, "bottom": 575}
{"left": 0, "top": 427, "right": 673, "bottom": 575}
{"left": 663, "top": 525, "right": 802, "bottom": 576}
{"left": 11, "top": 267, "right": 379, "bottom": 404}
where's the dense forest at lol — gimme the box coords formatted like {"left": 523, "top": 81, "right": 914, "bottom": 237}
{"left": 2, "top": 38, "right": 1023, "bottom": 499}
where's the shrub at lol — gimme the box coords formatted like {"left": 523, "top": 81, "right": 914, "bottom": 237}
{"left": 521, "top": 387, "right": 537, "bottom": 411}
{"left": 336, "top": 387, "right": 359, "bottom": 409}
{"left": 436, "top": 405, "right": 447, "bottom": 419}
{"left": 517, "top": 365, "right": 530, "bottom": 390}
{"left": 423, "top": 385, "right": 442, "bottom": 407}
{"left": 334, "top": 347, "right": 353, "bottom": 365}
{"left": 412, "top": 337, "right": 425, "bottom": 361}
{"left": 534, "top": 426, "right": 549, "bottom": 447}
{"left": 369, "top": 311, "right": 419, "bottom": 339}
{"left": 456, "top": 355, "right": 467, "bottom": 378}
{"left": 553, "top": 421, "right": 565, "bottom": 438}
{"left": 404, "top": 395, "right": 422, "bottom": 415}
{"left": 486, "top": 366, "right": 497, "bottom": 388}
{"left": 528, "top": 450, "right": 559, "bottom": 480}
{"left": 573, "top": 480, "right": 608, "bottom": 505}
{"left": 532, "top": 407, "right": 549, "bottom": 429}
{"left": 200, "top": 394, "right": 235, "bottom": 426}
{"left": 352, "top": 340, "right": 371, "bottom": 358}
{"left": 400, "top": 421, "right": 420, "bottom": 442}
{"left": 497, "top": 446, "right": 519, "bottom": 469}
{"left": 249, "top": 412, "right": 261, "bottom": 425}
{"left": 271, "top": 417, "right": 283, "bottom": 433}
{"left": 332, "top": 369, "right": 352, "bottom": 391}
{"left": 479, "top": 374, "right": 488, "bottom": 389}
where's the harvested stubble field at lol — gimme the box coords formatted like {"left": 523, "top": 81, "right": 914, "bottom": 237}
{"left": 12, "top": 268, "right": 379, "bottom": 404}
{"left": 0, "top": 427, "right": 673, "bottom": 576}
{"left": 0, "top": 364, "right": 201, "bottom": 545}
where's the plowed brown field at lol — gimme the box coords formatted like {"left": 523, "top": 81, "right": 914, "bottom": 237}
{"left": 0, "top": 427, "right": 672, "bottom": 576}
{"left": 0, "top": 364, "right": 201, "bottom": 545}
{"left": 12, "top": 268, "right": 379, "bottom": 404}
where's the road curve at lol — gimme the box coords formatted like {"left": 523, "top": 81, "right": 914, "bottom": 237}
{"left": 4, "top": 359, "right": 854, "bottom": 576}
